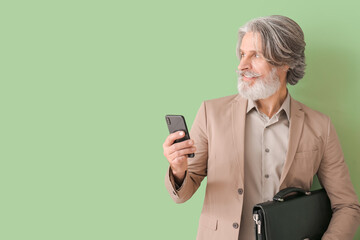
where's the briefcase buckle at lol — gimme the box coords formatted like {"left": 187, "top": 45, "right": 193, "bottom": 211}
{"left": 253, "top": 213, "right": 261, "bottom": 234}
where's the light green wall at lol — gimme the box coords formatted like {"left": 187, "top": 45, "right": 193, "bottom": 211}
{"left": 1, "top": 0, "right": 359, "bottom": 239}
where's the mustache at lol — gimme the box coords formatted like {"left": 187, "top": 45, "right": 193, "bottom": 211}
{"left": 236, "top": 70, "right": 262, "bottom": 78}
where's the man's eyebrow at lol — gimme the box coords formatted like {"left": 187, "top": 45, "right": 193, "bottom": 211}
{"left": 239, "top": 49, "right": 261, "bottom": 53}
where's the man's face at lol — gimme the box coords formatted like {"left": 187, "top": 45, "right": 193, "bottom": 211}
{"left": 237, "top": 32, "right": 283, "bottom": 100}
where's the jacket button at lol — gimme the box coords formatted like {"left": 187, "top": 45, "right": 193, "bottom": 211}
{"left": 238, "top": 188, "right": 243, "bottom": 195}
{"left": 233, "top": 222, "right": 239, "bottom": 229}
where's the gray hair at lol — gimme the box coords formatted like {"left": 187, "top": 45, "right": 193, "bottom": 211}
{"left": 236, "top": 15, "right": 306, "bottom": 85}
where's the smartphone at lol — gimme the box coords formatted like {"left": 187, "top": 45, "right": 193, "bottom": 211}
{"left": 165, "top": 115, "right": 195, "bottom": 158}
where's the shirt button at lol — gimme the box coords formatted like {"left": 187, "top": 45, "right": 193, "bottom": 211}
{"left": 238, "top": 188, "right": 243, "bottom": 195}
{"left": 265, "top": 174, "right": 269, "bottom": 178}
{"left": 233, "top": 222, "right": 239, "bottom": 229}
{"left": 265, "top": 148, "right": 270, "bottom": 153}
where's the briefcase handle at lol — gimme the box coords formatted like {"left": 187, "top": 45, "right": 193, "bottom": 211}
{"left": 273, "top": 187, "right": 311, "bottom": 202}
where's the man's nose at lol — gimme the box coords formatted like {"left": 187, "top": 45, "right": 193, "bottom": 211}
{"left": 238, "top": 57, "right": 251, "bottom": 71}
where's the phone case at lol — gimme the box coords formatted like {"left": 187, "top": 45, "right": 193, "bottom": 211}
{"left": 165, "top": 115, "right": 194, "bottom": 158}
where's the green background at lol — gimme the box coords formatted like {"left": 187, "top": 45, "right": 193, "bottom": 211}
{"left": 1, "top": 0, "right": 359, "bottom": 239}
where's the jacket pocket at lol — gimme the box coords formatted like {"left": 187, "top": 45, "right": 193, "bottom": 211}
{"left": 294, "top": 149, "right": 319, "bottom": 159}
{"left": 291, "top": 150, "right": 319, "bottom": 187}
{"left": 198, "top": 214, "right": 218, "bottom": 231}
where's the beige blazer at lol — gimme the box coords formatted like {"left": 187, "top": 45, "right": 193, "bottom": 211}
{"left": 165, "top": 94, "right": 360, "bottom": 240}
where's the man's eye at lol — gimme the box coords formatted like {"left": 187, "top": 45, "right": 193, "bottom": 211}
{"left": 255, "top": 54, "right": 260, "bottom": 58}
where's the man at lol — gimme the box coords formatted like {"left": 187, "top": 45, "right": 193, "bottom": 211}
{"left": 163, "top": 15, "right": 360, "bottom": 240}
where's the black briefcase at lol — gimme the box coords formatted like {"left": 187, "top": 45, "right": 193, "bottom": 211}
{"left": 252, "top": 187, "right": 332, "bottom": 240}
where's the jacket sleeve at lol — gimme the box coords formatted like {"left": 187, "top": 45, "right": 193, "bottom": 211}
{"left": 318, "top": 118, "right": 360, "bottom": 240}
{"left": 165, "top": 101, "right": 209, "bottom": 203}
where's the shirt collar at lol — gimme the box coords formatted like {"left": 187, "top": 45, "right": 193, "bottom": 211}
{"left": 246, "top": 91, "right": 291, "bottom": 120}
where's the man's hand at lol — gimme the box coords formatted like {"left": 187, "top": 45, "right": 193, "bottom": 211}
{"left": 163, "top": 131, "right": 196, "bottom": 185}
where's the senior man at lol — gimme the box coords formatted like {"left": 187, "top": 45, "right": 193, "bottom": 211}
{"left": 163, "top": 15, "right": 360, "bottom": 240}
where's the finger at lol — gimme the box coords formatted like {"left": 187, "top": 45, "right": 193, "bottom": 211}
{"left": 163, "top": 131, "right": 185, "bottom": 147}
{"left": 169, "top": 147, "right": 196, "bottom": 161}
{"left": 168, "top": 139, "right": 194, "bottom": 155}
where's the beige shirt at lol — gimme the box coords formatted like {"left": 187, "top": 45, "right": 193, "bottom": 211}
{"left": 238, "top": 94, "right": 290, "bottom": 240}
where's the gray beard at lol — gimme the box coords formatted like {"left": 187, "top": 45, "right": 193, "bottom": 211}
{"left": 237, "top": 68, "right": 281, "bottom": 101}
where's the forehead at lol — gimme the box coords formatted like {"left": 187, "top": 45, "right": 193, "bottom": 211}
{"left": 240, "top": 32, "right": 262, "bottom": 52}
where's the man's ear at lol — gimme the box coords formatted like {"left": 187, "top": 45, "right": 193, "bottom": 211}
{"left": 282, "top": 65, "right": 290, "bottom": 72}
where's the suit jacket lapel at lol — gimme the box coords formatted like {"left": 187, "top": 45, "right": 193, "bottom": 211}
{"left": 232, "top": 95, "right": 247, "bottom": 185}
{"left": 279, "top": 97, "right": 305, "bottom": 188}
